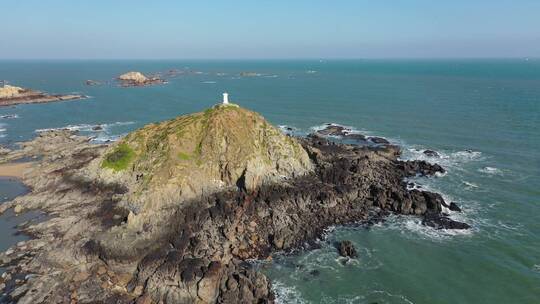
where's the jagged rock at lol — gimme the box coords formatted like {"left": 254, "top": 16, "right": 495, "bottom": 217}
{"left": 423, "top": 149, "right": 440, "bottom": 157}
{"left": 449, "top": 202, "right": 462, "bottom": 212}
{"left": 337, "top": 240, "right": 358, "bottom": 258}
{"left": 369, "top": 137, "right": 390, "bottom": 144}
{"left": 422, "top": 213, "right": 470, "bottom": 230}
{"left": 315, "top": 124, "right": 366, "bottom": 141}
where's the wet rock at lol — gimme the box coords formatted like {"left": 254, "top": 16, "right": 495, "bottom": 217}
{"left": 92, "top": 125, "right": 103, "bottom": 131}
{"left": 422, "top": 213, "right": 470, "bottom": 230}
{"left": 400, "top": 160, "right": 445, "bottom": 176}
{"left": 315, "top": 124, "right": 366, "bottom": 141}
{"left": 337, "top": 240, "right": 358, "bottom": 258}
{"left": 368, "top": 137, "right": 389, "bottom": 144}
{"left": 85, "top": 80, "right": 101, "bottom": 86}
{"left": 423, "top": 149, "right": 440, "bottom": 157}
{"left": 448, "top": 202, "right": 462, "bottom": 212}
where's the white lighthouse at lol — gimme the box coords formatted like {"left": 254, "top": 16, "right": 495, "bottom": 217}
{"left": 222, "top": 92, "right": 229, "bottom": 104}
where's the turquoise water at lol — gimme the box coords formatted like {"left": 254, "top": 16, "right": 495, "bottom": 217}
{"left": 0, "top": 60, "right": 539, "bottom": 303}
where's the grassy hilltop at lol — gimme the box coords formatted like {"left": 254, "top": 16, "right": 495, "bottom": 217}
{"left": 98, "top": 104, "right": 313, "bottom": 212}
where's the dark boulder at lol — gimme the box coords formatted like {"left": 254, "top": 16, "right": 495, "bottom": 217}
{"left": 337, "top": 240, "right": 358, "bottom": 258}
{"left": 401, "top": 160, "right": 445, "bottom": 176}
{"left": 343, "top": 133, "right": 366, "bottom": 141}
{"left": 368, "top": 137, "right": 390, "bottom": 144}
{"left": 423, "top": 149, "right": 440, "bottom": 157}
{"left": 422, "top": 213, "right": 470, "bottom": 230}
{"left": 448, "top": 202, "right": 462, "bottom": 212}
{"left": 316, "top": 125, "right": 347, "bottom": 137}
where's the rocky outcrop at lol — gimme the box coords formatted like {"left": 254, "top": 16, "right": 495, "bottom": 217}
{"left": 0, "top": 84, "right": 85, "bottom": 107}
{"left": 337, "top": 240, "right": 358, "bottom": 258}
{"left": 117, "top": 72, "right": 164, "bottom": 87}
{"left": 87, "top": 105, "right": 313, "bottom": 219}
{"left": 0, "top": 85, "right": 24, "bottom": 98}
{"left": 0, "top": 106, "right": 470, "bottom": 304}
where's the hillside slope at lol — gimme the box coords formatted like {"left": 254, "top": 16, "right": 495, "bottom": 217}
{"left": 91, "top": 104, "right": 313, "bottom": 213}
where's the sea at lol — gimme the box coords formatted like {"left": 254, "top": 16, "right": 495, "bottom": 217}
{"left": 0, "top": 59, "right": 538, "bottom": 303}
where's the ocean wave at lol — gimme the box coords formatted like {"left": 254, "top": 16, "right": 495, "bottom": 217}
{"left": 462, "top": 181, "right": 479, "bottom": 189}
{"left": 35, "top": 121, "right": 134, "bottom": 133}
{"left": 402, "top": 147, "right": 484, "bottom": 176}
{"left": 377, "top": 214, "right": 475, "bottom": 241}
{"left": 201, "top": 81, "right": 216, "bottom": 84}
{"left": 272, "top": 281, "right": 308, "bottom": 304}
{"left": 0, "top": 114, "right": 18, "bottom": 119}
{"left": 320, "top": 290, "right": 415, "bottom": 304}
{"left": 89, "top": 133, "right": 125, "bottom": 143}
{"left": 478, "top": 166, "right": 502, "bottom": 175}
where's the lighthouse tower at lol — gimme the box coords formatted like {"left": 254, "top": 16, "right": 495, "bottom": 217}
{"left": 222, "top": 92, "right": 229, "bottom": 105}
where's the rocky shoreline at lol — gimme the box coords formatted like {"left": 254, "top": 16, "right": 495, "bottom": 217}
{"left": 0, "top": 120, "right": 468, "bottom": 303}
{"left": 0, "top": 85, "right": 86, "bottom": 107}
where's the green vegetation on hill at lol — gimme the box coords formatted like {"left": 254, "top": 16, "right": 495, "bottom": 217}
{"left": 101, "top": 143, "right": 135, "bottom": 171}
{"left": 99, "top": 104, "right": 313, "bottom": 210}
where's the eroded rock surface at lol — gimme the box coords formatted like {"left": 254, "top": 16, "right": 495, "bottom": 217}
{"left": 0, "top": 106, "right": 469, "bottom": 303}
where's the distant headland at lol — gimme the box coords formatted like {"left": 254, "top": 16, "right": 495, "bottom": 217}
{"left": 0, "top": 84, "right": 86, "bottom": 107}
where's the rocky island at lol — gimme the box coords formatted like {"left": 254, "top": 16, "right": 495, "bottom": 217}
{"left": 0, "top": 84, "right": 85, "bottom": 107}
{"left": 0, "top": 103, "right": 468, "bottom": 303}
{"left": 117, "top": 72, "right": 165, "bottom": 87}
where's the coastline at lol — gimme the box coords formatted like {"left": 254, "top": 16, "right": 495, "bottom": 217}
{"left": 0, "top": 94, "right": 86, "bottom": 107}
{"left": 0, "top": 125, "right": 468, "bottom": 303}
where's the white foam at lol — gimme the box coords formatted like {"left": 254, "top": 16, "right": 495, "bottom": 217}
{"left": 402, "top": 147, "right": 484, "bottom": 173}
{"left": 35, "top": 121, "right": 134, "bottom": 134}
{"left": 309, "top": 123, "right": 371, "bottom": 138}
{"left": 478, "top": 166, "right": 502, "bottom": 175}
{"left": 89, "top": 133, "right": 124, "bottom": 143}
{"left": 388, "top": 215, "right": 474, "bottom": 241}
{"left": 462, "top": 181, "right": 479, "bottom": 189}
{"left": 272, "top": 281, "right": 308, "bottom": 304}
{"left": 201, "top": 81, "right": 216, "bottom": 84}
{"left": 0, "top": 114, "right": 18, "bottom": 119}
{"left": 320, "top": 290, "right": 415, "bottom": 304}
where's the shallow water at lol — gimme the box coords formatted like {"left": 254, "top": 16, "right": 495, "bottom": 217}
{"left": 0, "top": 59, "right": 539, "bottom": 303}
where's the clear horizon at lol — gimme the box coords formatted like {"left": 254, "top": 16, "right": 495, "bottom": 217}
{"left": 2, "top": 0, "right": 540, "bottom": 59}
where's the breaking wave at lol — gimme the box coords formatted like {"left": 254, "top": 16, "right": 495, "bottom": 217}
{"left": 35, "top": 121, "right": 134, "bottom": 133}
{"left": 272, "top": 281, "right": 307, "bottom": 304}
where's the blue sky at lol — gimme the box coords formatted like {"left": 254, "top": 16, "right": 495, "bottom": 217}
{"left": 2, "top": 0, "right": 540, "bottom": 59}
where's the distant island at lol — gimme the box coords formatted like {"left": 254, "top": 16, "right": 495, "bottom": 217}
{"left": 117, "top": 71, "right": 165, "bottom": 87}
{"left": 0, "top": 84, "right": 85, "bottom": 107}
{"left": 0, "top": 100, "right": 468, "bottom": 303}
